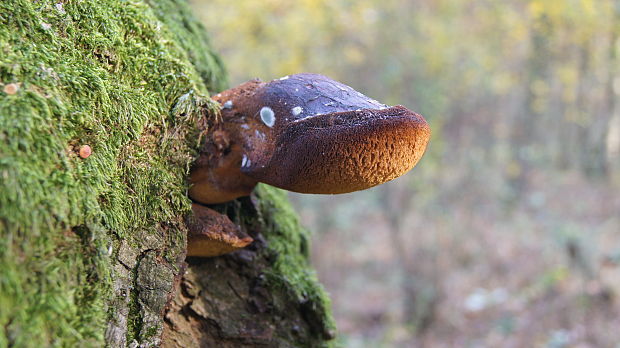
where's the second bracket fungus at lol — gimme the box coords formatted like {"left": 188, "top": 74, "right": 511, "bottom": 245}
{"left": 186, "top": 73, "right": 430, "bottom": 257}
{"left": 189, "top": 73, "right": 431, "bottom": 204}
{"left": 186, "top": 204, "right": 253, "bottom": 257}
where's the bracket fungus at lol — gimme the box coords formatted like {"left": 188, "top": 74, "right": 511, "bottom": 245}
{"left": 186, "top": 73, "right": 430, "bottom": 257}
{"left": 186, "top": 203, "right": 253, "bottom": 257}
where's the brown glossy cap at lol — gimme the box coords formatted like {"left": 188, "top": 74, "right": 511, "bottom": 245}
{"left": 189, "top": 73, "right": 430, "bottom": 203}
{"left": 186, "top": 203, "right": 253, "bottom": 257}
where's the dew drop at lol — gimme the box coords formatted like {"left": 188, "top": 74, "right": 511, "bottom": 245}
{"left": 260, "top": 106, "right": 275, "bottom": 127}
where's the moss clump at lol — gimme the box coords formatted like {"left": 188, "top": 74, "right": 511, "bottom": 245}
{"left": 0, "top": 0, "right": 224, "bottom": 346}
{"left": 255, "top": 185, "right": 337, "bottom": 342}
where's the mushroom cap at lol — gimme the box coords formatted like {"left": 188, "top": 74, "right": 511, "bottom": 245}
{"left": 186, "top": 203, "right": 253, "bottom": 257}
{"left": 211, "top": 73, "right": 430, "bottom": 194}
{"left": 252, "top": 105, "right": 429, "bottom": 194}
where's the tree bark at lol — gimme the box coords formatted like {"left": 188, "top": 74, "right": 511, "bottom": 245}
{"left": 162, "top": 190, "right": 335, "bottom": 347}
{"left": 0, "top": 1, "right": 334, "bottom": 347}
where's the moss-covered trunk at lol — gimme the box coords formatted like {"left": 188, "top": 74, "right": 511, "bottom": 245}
{"left": 0, "top": 1, "right": 334, "bottom": 347}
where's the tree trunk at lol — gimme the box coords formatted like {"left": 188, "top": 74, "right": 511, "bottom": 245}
{"left": 0, "top": 1, "right": 334, "bottom": 347}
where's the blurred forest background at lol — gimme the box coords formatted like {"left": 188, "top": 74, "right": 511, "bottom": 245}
{"left": 192, "top": 0, "right": 620, "bottom": 347}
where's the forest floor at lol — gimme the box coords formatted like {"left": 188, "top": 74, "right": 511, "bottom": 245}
{"left": 294, "top": 167, "right": 620, "bottom": 348}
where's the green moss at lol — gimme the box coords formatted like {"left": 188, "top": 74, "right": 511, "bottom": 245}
{"left": 255, "top": 185, "right": 337, "bottom": 342}
{"left": 0, "top": 0, "right": 224, "bottom": 346}
{"left": 147, "top": 0, "right": 227, "bottom": 92}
